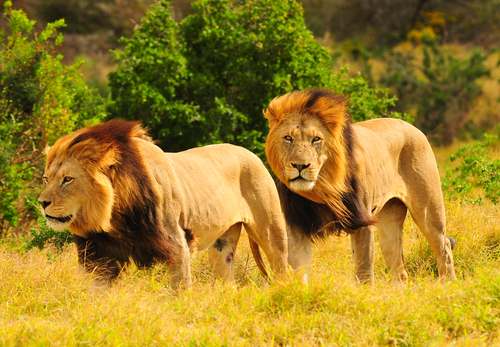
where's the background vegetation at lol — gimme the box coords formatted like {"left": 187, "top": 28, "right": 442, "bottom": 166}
{"left": 1, "top": 0, "right": 500, "bottom": 344}
{"left": 0, "top": 2, "right": 104, "bottom": 236}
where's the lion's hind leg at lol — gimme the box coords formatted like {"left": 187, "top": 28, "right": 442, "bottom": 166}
{"left": 244, "top": 219, "right": 288, "bottom": 282}
{"left": 407, "top": 200, "right": 456, "bottom": 281}
{"left": 376, "top": 198, "right": 409, "bottom": 285}
{"left": 208, "top": 223, "right": 242, "bottom": 282}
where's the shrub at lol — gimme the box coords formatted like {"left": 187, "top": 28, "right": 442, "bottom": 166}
{"left": 108, "top": 0, "right": 334, "bottom": 156}
{"left": 23, "top": 215, "right": 72, "bottom": 253}
{"left": 108, "top": 0, "right": 404, "bottom": 158}
{"left": 0, "top": 1, "right": 105, "bottom": 235}
{"left": 441, "top": 134, "right": 500, "bottom": 204}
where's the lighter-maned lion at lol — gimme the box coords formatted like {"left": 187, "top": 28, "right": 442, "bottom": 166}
{"left": 264, "top": 89, "right": 456, "bottom": 284}
{"left": 38, "top": 120, "right": 287, "bottom": 289}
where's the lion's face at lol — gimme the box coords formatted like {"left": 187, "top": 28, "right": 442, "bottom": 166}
{"left": 38, "top": 155, "right": 114, "bottom": 235}
{"left": 269, "top": 113, "right": 330, "bottom": 193}
{"left": 38, "top": 157, "right": 89, "bottom": 230}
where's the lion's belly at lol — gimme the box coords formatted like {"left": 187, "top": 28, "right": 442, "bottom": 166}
{"left": 180, "top": 189, "right": 246, "bottom": 252}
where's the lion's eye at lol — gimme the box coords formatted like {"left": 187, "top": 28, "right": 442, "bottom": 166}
{"left": 284, "top": 135, "right": 293, "bottom": 143}
{"left": 312, "top": 136, "right": 321, "bottom": 144}
{"left": 62, "top": 176, "right": 73, "bottom": 184}
{"left": 43, "top": 177, "right": 49, "bottom": 185}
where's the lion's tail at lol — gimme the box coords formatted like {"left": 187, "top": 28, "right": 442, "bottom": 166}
{"left": 248, "top": 238, "right": 270, "bottom": 281}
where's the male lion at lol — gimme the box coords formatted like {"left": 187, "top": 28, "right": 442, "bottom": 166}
{"left": 38, "top": 120, "right": 287, "bottom": 289}
{"left": 264, "top": 89, "right": 456, "bottom": 285}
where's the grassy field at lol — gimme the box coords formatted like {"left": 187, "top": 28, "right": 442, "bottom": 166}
{"left": 1, "top": 196, "right": 500, "bottom": 346}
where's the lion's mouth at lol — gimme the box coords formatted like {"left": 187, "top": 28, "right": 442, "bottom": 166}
{"left": 289, "top": 174, "right": 316, "bottom": 192}
{"left": 46, "top": 214, "right": 73, "bottom": 223}
{"left": 290, "top": 176, "right": 307, "bottom": 182}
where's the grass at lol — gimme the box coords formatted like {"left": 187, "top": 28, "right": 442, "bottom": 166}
{"left": 1, "top": 198, "right": 500, "bottom": 346}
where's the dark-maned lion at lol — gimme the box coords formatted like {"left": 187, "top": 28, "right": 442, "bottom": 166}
{"left": 264, "top": 89, "right": 456, "bottom": 284}
{"left": 38, "top": 120, "right": 288, "bottom": 289}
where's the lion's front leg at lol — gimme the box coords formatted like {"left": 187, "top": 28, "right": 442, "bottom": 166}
{"left": 167, "top": 229, "right": 192, "bottom": 291}
{"left": 350, "top": 225, "right": 375, "bottom": 285}
{"left": 287, "top": 225, "right": 312, "bottom": 284}
{"left": 73, "top": 234, "right": 124, "bottom": 286}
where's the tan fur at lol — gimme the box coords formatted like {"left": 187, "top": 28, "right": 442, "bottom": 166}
{"left": 264, "top": 89, "right": 456, "bottom": 284}
{"left": 39, "top": 120, "right": 288, "bottom": 289}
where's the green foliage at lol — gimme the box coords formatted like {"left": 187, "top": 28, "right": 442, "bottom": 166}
{"left": 442, "top": 135, "right": 500, "bottom": 204}
{"left": 108, "top": 0, "right": 400, "bottom": 158}
{"left": 380, "top": 35, "right": 493, "bottom": 145}
{"left": 108, "top": 0, "right": 333, "bottom": 156}
{"left": 23, "top": 215, "right": 72, "bottom": 253}
{"left": 0, "top": 1, "right": 105, "bottom": 233}
{"left": 107, "top": 0, "right": 199, "bottom": 151}
{"left": 0, "top": 122, "right": 32, "bottom": 232}
{"left": 180, "top": 0, "right": 335, "bottom": 152}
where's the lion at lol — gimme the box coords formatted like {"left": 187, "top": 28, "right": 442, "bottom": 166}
{"left": 264, "top": 89, "right": 456, "bottom": 285}
{"left": 38, "top": 120, "right": 288, "bottom": 289}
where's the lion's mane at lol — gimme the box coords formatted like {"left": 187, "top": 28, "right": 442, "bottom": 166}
{"left": 46, "top": 120, "right": 176, "bottom": 277}
{"left": 264, "top": 89, "right": 375, "bottom": 240}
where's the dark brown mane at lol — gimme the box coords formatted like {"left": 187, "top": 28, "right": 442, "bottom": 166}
{"left": 66, "top": 120, "right": 176, "bottom": 280}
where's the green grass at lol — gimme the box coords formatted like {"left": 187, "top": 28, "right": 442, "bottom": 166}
{"left": 1, "top": 199, "right": 500, "bottom": 346}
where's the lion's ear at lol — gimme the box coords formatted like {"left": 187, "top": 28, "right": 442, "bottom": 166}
{"left": 72, "top": 140, "right": 120, "bottom": 172}
{"left": 99, "top": 148, "right": 120, "bottom": 169}
{"left": 264, "top": 107, "right": 279, "bottom": 129}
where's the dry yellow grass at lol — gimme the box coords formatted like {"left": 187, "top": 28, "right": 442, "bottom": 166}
{"left": 1, "top": 198, "right": 500, "bottom": 346}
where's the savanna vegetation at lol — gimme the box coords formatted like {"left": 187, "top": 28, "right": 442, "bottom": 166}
{"left": 2, "top": 0, "right": 500, "bottom": 345}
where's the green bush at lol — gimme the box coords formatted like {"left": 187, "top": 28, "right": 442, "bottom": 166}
{"left": 108, "top": 0, "right": 333, "bottom": 156}
{"left": 442, "top": 134, "right": 500, "bottom": 204}
{"left": 108, "top": 0, "right": 403, "bottom": 158}
{"left": 23, "top": 215, "right": 73, "bottom": 253}
{"left": 0, "top": 1, "right": 105, "bottom": 234}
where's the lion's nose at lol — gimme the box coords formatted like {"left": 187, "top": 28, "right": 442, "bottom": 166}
{"left": 292, "top": 163, "right": 310, "bottom": 172}
{"left": 39, "top": 200, "right": 51, "bottom": 209}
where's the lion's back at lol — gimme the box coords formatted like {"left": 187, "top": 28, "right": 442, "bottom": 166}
{"left": 146, "top": 143, "right": 280, "bottom": 231}
{"left": 353, "top": 118, "right": 430, "bottom": 153}
{"left": 166, "top": 143, "right": 269, "bottom": 182}
{"left": 353, "top": 118, "right": 442, "bottom": 206}
{"left": 353, "top": 118, "right": 437, "bottom": 172}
